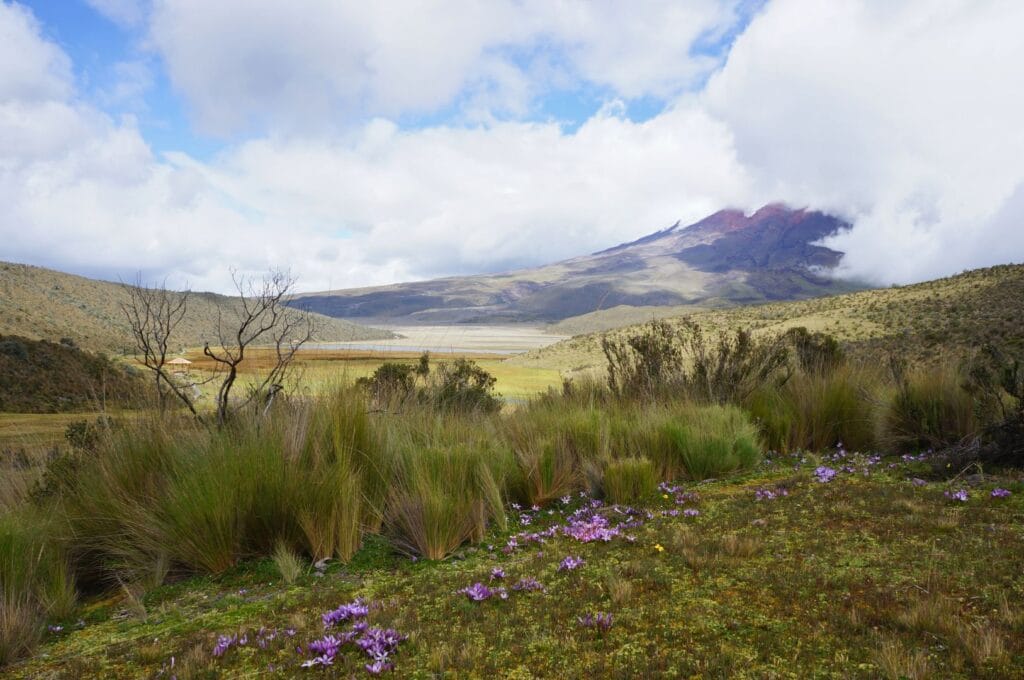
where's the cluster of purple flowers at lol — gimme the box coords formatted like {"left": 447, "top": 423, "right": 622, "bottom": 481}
{"left": 910, "top": 477, "right": 928, "bottom": 487}
{"left": 322, "top": 599, "right": 370, "bottom": 628}
{"left": 563, "top": 512, "right": 620, "bottom": 543}
{"left": 212, "top": 627, "right": 295, "bottom": 660}
{"left": 991, "top": 488, "right": 1012, "bottom": 498}
{"left": 458, "top": 582, "right": 509, "bottom": 602}
{"left": 944, "top": 488, "right": 969, "bottom": 502}
{"left": 301, "top": 599, "right": 407, "bottom": 674}
{"left": 683, "top": 508, "right": 700, "bottom": 517}
{"left": 558, "top": 555, "right": 585, "bottom": 572}
{"left": 511, "top": 577, "right": 546, "bottom": 592}
{"left": 754, "top": 487, "right": 789, "bottom": 501}
{"left": 577, "top": 612, "right": 613, "bottom": 632}
{"left": 814, "top": 466, "right": 837, "bottom": 483}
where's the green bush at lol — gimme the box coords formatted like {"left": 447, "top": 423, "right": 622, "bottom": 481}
{"left": 603, "top": 458, "right": 657, "bottom": 505}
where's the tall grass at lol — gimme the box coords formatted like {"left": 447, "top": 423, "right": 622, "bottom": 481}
{"left": 602, "top": 458, "right": 657, "bottom": 505}
{"left": 746, "top": 364, "right": 880, "bottom": 452}
{"left": 385, "top": 445, "right": 506, "bottom": 559}
{"left": 0, "top": 511, "right": 75, "bottom": 666}
{"left": 653, "top": 405, "right": 762, "bottom": 480}
{"left": 880, "top": 364, "right": 979, "bottom": 453}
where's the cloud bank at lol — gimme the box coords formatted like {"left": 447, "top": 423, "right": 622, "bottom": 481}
{"left": 1, "top": 0, "right": 1022, "bottom": 293}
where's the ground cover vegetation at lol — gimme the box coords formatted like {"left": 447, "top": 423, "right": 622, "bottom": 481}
{"left": 1, "top": 317, "right": 1023, "bottom": 676}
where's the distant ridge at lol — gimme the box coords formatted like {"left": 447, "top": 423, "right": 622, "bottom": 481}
{"left": 291, "top": 204, "right": 864, "bottom": 324}
{"left": 0, "top": 262, "right": 394, "bottom": 354}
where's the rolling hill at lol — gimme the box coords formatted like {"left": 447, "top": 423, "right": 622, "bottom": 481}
{"left": 290, "top": 204, "right": 867, "bottom": 324}
{"left": 512, "top": 263, "right": 1024, "bottom": 374}
{"left": 0, "top": 262, "right": 393, "bottom": 354}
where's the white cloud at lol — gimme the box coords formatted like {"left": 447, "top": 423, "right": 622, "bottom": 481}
{"left": 703, "top": 0, "right": 1024, "bottom": 283}
{"left": 3, "top": 0, "right": 1024, "bottom": 296}
{"left": 84, "top": 0, "right": 146, "bottom": 29}
{"left": 0, "top": 2, "right": 71, "bottom": 102}
{"left": 147, "top": 0, "right": 740, "bottom": 135}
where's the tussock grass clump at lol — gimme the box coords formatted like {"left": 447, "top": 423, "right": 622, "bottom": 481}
{"left": 880, "top": 363, "right": 978, "bottom": 453}
{"left": 386, "top": 445, "right": 506, "bottom": 560}
{"left": 653, "top": 404, "right": 762, "bottom": 480}
{"left": 602, "top": 458, "right": 657, "bottom": 505}
{"left": 272, "top": 541, "right": 305, "bottom": 585}
{"left": 0, "top": 512, "right": 76, "bottom": 666}
{"left": 874, "top": 639, "right": 932, "bottom": 680}
{"left": 747, "top": 364, "right": 880, "bottom": 452}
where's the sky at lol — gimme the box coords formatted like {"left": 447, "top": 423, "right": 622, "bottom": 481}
{"left": 1, "top": 0, "right": 1023, "bottom": 294}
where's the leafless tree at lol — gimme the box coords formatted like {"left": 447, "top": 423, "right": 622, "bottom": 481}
{"left": 204, "top": 269, "right": 316, "bottom": 425}
{"left": 120, "top": 277, "right": 201, "bottom": 418}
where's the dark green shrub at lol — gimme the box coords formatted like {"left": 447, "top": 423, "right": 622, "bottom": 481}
{"left": 422, "top": 358, "right": 502, "bottom": 413}
{"left": 879, "top": 361, "right": 977, "bottom": 454}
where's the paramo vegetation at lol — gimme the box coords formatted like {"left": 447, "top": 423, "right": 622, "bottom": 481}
{"left": 1, "top": 316, "right": 1023, "bottom": 675}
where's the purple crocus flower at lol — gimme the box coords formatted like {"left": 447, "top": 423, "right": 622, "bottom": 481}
{"left": 512, "top": 577, "right": 545, "bottom": 592}
{"left": 683, "top": 508, "right": 700, "bottom": 517}
{"left": 322, "top": 599, "right": 369, "bottom": 628}
{"left": 814, "top": 466, "right": 837, "bottom": 483}
{"left": 944, "top": 488, "right": 969, "bottom": 502}
{"left": 578, "top": 612, "right": 614, "bottom": 632}
{"left": 558, "top": 555, "right": 585, "bottom": 572}
{"left": 460, "top": 582, "right": 505, "bottom": 601}
{"left": 212, "top": 634, "right": 237, "bottom": 657}
{"left": 490, "top": 567, "right": 505, "bottom": 580}
{"left": 991, "top": 488, "right": 1012, "bottom": 498}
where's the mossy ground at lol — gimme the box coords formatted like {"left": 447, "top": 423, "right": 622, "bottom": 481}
{"left": 10, "top": 452, "right": 1023, "bottom": 678}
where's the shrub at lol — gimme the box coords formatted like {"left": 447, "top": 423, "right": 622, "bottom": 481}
{"left": 602, "top": 458, "right": 657, "bottom": 505}
{"left": 422, "top": 358, "right": 502, "bottom": 413}
{"left": 272, "top": 541, "right": 304, "bottom": 585}
{"left": 601, "top": 320, "right": 790, "bottom": 403}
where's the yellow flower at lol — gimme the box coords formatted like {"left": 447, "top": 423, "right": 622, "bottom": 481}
{"left": 662, "top": 494, "right": 669, "bottom": 499}
{"left": 654, "top": 543, "right": 665, "bottom": 553}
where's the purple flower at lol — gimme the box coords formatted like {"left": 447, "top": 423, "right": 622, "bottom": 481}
{"left": 558, "top": 555, "right": 585, "bottom": 572}
{"left": 683, "top": 508, "right": 700, "bottom": 517}
{"left": 301, "top": 655, "right": 334, "bottom": 668}
{"left": 911, "top": 477, "right": 928, "bottom": 486}
{"left": 459, "top": 582, "right": 506, "bottom": 601}
{"left": 213, "top": 634, "right": 237, "bottom": 657}
{"left": 814, "top": 466, "right": 837, "bottom": 483}
{"left": 561, "top": 495, "right": 572, "bottom": 505}
{"left": 490, "top": 567, "right": 505, "bottom": 581}
{"left": 322, "top": 599, "right": 369, "bottom": 628}
{"left": 578, "top": 612, "right": 614, "bottom": 632}
{"left": 365, "top": 660, "right": 393, "bottom": 674}
{"left": 564, "top": 514, "right": 620, "bottom": 543}
{"left": 991, "top": 488, "right": 1012, "bottom": 498}
{"left": 945, "top": 488, "right": 969, "bottom": 502}
{"left": 48, "top": 625, "right": 63, "bottom": 633}
{"left": 512, "top": 577, "right": 545, "bottom": 592}
{"left": 308, "top": 635, "right": 342, "bottom": 658}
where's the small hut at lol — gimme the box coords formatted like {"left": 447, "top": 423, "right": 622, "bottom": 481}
{"left": 167, "top": 357, "right": 192, "bottom": 375}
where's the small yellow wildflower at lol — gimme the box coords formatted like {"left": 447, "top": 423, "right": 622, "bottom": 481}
{"left": 662, "top": 494, "right": 669, "bottom": 500}
{"left": 654, "top": 543, "right": 665, "bottom": 553}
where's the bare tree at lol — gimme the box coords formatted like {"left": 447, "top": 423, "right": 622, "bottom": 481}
{"left": 204, "top": 269, "right": 316, "bottom": 425}
{"left": 120, "top": 277, "right": 201, "bottom": 418}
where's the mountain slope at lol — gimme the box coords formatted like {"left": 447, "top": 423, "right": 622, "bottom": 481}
{"left": 0, "top": 262, "right": 393, "bottom": 354}
{"left": 291, "top": 204, "right": 864, "bottom": 324}
{"left": 511, "top": 264, "right": 1024, "bottom": 373}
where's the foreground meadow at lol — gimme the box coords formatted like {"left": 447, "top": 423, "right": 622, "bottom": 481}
{"left": 3, "top": 322, "right": 1022, "bottom": 677}
{"left": 8, "top": 447, "right": 1023, "bottom": 678}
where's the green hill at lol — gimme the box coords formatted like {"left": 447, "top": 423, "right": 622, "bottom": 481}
{"left": 0, "top": 262, "right": 393, "bottom": 354}
{"left": 514, "top": 264, "right": 1024, "bottom": 374}
{"left": 0, "top": 335, "right": 139, "bottom": 412}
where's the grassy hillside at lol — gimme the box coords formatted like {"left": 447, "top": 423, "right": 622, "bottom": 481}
{"left": 515, "top": 264, "right": 1024, "bottom": 374}
{"left": 0, "top": 335, "right": 139, "bottom": 413}
{"left": 0, "top": 262, "right": 393, "bottom": 354}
